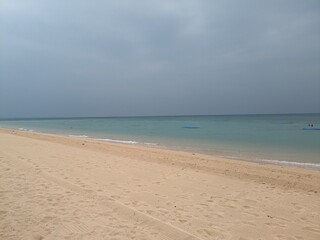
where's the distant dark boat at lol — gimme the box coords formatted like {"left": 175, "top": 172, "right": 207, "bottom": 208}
{"left": 302, "top": 128, "right": 320, "bottom": 130}
{"left": 182, "top": 126, "right": 200, "bottom": 129}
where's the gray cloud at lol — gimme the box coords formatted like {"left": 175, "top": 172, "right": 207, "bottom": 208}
{"left": 1, "top": 0, "right": 319, "bottom": 118}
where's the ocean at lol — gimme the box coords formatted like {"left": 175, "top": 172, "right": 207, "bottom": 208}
{"left": 1, "top": 114, "right": 319, "bottom": 168}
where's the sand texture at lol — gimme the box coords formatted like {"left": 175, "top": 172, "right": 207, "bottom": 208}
{"left": 0, "top": 128, "right": 319, "bottom": 240}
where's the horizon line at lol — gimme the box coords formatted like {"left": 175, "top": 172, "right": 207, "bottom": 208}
{"left": 1, "top": 112, "right": 319, "bottom": 121}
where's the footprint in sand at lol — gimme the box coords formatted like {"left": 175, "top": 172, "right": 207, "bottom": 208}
{"left": 265, "top": 222, "right": 286, "bottom": 228}
{"left": 242, "top": 221, "right": 256, "bottom": 226}
{"left": 178, "top": 219, "right": 187, "bottom": 223}
{"left": 60, "top": 222, "right": 92, "bottom": 234}
{"left": 274, "top": 235, "right": 301, "bottom": 240}
{"left": 32, "top": 234, "right": 44, "bottom": 240}
{"left": 302, "top": 226, "right": 320, "bottom": 234}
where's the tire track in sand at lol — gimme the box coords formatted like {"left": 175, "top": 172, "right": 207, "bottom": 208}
{"left": 6, "top": 152, "right": 205, "bottom": 240}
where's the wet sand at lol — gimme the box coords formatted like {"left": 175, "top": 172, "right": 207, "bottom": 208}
{"left": 0, "top": 128, "right": 319, "bottom": 240}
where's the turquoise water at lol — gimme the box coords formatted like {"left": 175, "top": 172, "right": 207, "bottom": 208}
{"left": 1, "top": 114, "right": 319, "bottom": 167}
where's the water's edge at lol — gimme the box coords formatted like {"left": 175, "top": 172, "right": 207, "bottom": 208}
{"left": 2, "top": 126, "right": 319, "bottom": 170}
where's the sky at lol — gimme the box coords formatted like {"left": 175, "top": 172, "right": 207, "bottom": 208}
{"left": 0, "top": 0, "right": 320, "bottom": 118}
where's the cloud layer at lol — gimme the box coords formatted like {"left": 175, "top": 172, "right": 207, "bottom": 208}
{"left": 1, "top": 0, "right": 319, "bottom": 118}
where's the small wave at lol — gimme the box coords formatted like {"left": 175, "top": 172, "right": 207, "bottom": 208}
{"left": 18, "top": 127, "right": 33, "bottom": 132}
{"left": 144, "top": 142, "right": 158, "bottom": 146}
{"left": 213, "top": 154, "right": 320, "bottom": 169}
{"left": 259, "top": 159, "right": 320, "bottom": 169}
{"left": 96, "top": 138, "right": 138, "bottom": 144}
{"left": 68, "top": 135, "right": 89, "bottom": 138}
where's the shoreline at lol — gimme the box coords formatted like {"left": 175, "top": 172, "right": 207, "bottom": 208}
{"left": 1, "top": 126, "right": 320, "bottom": 170}
{"left": 67, "top": 135, "right": 320, "bottom": 170}
{"left": 1, "top": 127, "right": 319, "bottom": 189}
{"left": 1, "top": 127, "right": 319, "bottom": 239}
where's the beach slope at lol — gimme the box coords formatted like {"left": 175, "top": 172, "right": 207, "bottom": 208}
{"left": 0, "top": 129, "right": 319, "bottom": 240}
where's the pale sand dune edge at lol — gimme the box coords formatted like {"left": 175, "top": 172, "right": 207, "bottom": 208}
{"left": 0, "top": 128, "right": 319, "bottom": 240}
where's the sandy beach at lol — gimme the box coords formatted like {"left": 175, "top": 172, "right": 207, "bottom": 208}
{"left": 0, "top": 128, "right": 319, "bottom": 240}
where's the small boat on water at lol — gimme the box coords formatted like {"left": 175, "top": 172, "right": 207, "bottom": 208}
{"left": 302, "top": 128, "right": 320, "bottom": 130}
{"left": 182, "top": 125, "right": 200, "bottom": 129}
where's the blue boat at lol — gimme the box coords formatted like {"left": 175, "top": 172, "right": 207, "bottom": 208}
{"left": 182, "top": 125, "right": 200, "bottom": 129}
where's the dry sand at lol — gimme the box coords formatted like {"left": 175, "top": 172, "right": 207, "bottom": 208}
{"left": 0, "top": 128, "right": 319, "bottom": 240}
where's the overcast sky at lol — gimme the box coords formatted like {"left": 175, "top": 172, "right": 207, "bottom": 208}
{"left": 1, "top": 0, "right": 319, "bottom": 118}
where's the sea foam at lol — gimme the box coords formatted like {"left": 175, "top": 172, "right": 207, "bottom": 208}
{"left": 68, "top": 135, "right": 89, "bottom": 138}
{"left": 259, "top": 159, "right": 320, "bottom": 169}
{"left": 144, "top": 142, "right": 158, "bottom": 146}
{"left": 18, "top": 127, "right": 33, "bottom": 132}
{"left": 96, "top": 138, "right": 138, "bottom": 144}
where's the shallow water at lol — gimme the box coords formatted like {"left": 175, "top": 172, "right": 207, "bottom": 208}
{"left": 1, "top": 114, "right": 319, "bottom": 167}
